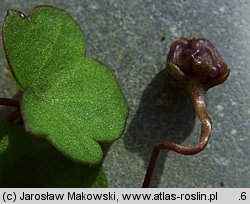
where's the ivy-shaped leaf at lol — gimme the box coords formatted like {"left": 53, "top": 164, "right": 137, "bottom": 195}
{"left": 0, "top": 120, "right": 107, "bottom": 187}
{"left": 2, "top": 6, "right": 128, "bottom": 164}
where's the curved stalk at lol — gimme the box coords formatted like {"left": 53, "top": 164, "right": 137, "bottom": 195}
{"left": 142, "top": 84, "right": 212, "bottom": 188}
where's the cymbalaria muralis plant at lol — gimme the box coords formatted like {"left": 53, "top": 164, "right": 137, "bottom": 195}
{"left": 143, "top": 38, "right": 230, "bottom": 187}
{"left": 0, "top": 5, "right": 230, "bottom": 188}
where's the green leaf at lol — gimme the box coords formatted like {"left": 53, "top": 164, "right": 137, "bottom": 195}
{"left": 0, "top": 120, "right": 108, "bottom": 187}
{"left": 2, "top": 6, "right": 128, "bottom": 164}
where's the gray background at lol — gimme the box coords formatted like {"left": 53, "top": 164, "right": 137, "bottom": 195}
{"left": 0, "top": 0, "right": 249, "bottom": 187}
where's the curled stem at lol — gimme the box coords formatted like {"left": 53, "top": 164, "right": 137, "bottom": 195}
{"left": 142, "top": 84, "right": 212, "bottom": 188}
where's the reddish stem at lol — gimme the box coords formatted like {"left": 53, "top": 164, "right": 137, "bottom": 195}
{"left": 6, "top": 109, "right": 21, "bottom": 122}
{"left": 142, "top": 83, "right": 212, "bottom": 188}
{"left": 0, "top": 97, "right": 23, "bottom": 125}
{"left": 0, "top": 97, "right": 19, "bottom": 108}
